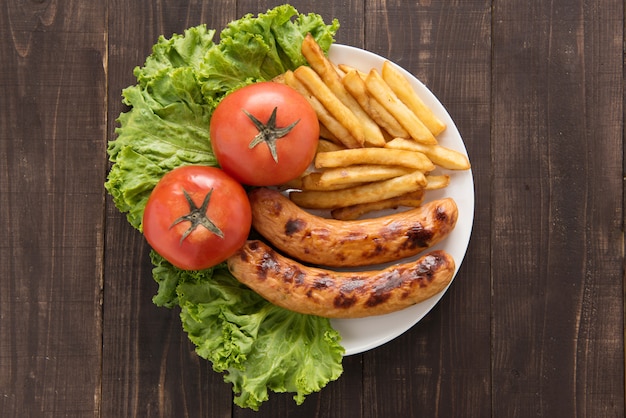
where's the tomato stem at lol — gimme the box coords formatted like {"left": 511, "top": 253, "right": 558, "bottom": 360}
{"left": 244, "top": 107, "right": 299, "bottom": 163}
{"left": 170, "top": 188, "right": 224, "bottom": 244}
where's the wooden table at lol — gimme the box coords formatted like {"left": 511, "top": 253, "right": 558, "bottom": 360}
{"left": 1, "top": 1, "right": 623, "bottom": 416}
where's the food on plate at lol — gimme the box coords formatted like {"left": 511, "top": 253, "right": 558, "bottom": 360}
{"left": 330, "top": 190, "right": 425, "bottom": 221}
{"left": 425, "top": 174, "right": 451, "bottom": 190}
{"left": 341, "top": 68, "right": 410, "bottom": 139}
{"left": 210, "top": 81, "right": 319, "bottom": 186}
{"left": 299, "top": 171, "right": 360, "bottom": 191}
{"left": 142, "top": 165, "right": 251, "bottom": 270}
{"left": 151, "top": 251, "right": 344, "bottom": 411}
{"left": 293, "top": 65, "right": 366, "bottom": 148}
{"left": 300, "top": 33, "right": 386, "bottom": 146}
{"left": 248, "top": 187, "right": 458, "bottom": 267}
{"left": 364, "top": 69, "right": 437, "bottom": 145}
{"left": 276, "top": 36, "right": 470, "bottom": 220}
{"left": 290, "top": 170, "right": 428, "bottom": 209}
{"left": 385, "top": 137, "right": 470, "bottom": 170}
{"left": 314, "top": 148, "right": 435, "bottom": 171}
{"left": 283, "top": 69, "right": 361, "bottom": 149}
{"left": 227, "top": 240, "right": 456, "bottom": 318}
{"left": 311, "top": 164, "right": 415, "bottom": 188}
{"left": 381, "top": 61, "right": 447, "bottom": 136}
{"left": 105, "top": 3, "right": 471, "bottom": 410}
{"left": 317, "top": 138, "right": 345, "bottom": 153}
{"left": 105, "top": 5, "right": 345, "bottom": 410}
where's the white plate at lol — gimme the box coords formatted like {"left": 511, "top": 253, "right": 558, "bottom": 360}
{"left": 326, "top": 44, "right": 475, "bottom": 355}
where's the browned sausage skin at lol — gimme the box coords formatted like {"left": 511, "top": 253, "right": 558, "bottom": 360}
{"left": 248, "top": 187, "right": 458, "bottom": 267}
{"left": 227, "top": 240, "right": 456, "bottom": 318}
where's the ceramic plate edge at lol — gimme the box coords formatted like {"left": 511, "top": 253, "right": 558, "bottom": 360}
{"left": 325, "top": 44, "right": 475, "bottom": 355}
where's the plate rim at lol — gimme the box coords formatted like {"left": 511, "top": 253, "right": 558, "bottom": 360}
{"left": 325, "top": 43, "right": 475, "bottom": 355}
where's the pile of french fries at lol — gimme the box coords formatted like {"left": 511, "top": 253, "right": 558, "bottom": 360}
{"left": 276, "top": 34, "right": 470, "bottom": 220}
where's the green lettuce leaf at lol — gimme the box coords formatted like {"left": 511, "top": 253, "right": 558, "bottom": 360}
{"left": 105, "top": 5, "right": 344, "bottom": 410}
{"left": 105, "top": 5, "right": 338, "bottom": 229}
{"left": 106, "top": 72, "right": 216, "bottom": 229}
{"left": 151, "top": 252, "right": 344, "bottom": 411}
{"left": 135, "top": 25, "right": 217, "bottom": 86}
{"left": 199, "top": 4, "right": 339, "bottom": 99}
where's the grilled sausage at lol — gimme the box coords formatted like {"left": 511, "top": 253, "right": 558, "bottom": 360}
{"left": 227, "top": 240, "right": 456, "bottom": 318}
{"left": 248, "top": 187, "right": 458, "bottom": 267}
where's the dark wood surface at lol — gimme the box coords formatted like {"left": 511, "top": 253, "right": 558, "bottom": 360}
{"left": 1, "top": 0, "right": 623, "bottom": 416}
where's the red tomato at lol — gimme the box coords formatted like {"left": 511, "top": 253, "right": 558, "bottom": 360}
{"left": 142, "top": 165, "right": 251, "bottom": 270}
{"left": 210, "top": 81, "right": 319, "bottom": 186}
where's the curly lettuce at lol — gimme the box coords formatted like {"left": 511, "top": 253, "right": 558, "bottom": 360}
{"left": 106, "top": 5, "right": 339, "bottom": 229}
{"left": 151, "top": 252, "right": 344, "bottom": 410}
{"left": 105, "top": 4, "right": 344, "bottom": 410}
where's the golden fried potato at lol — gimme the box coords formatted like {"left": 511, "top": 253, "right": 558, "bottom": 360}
{"left": 365, "top": 69, "right": 437, "bottom": 145}
{"left": 315, "top": 148, "right": 435, "bottom": 172}
{"left": 385, "top": 137, "right": 470, "bottom": 170}
{"left": 301, "top": 35, "right": 385, "bottom": 146}
{"left": 317, "top": 164, "right": 414, "bottom": 187}
{"left": 284, "top": 70, "right": 362, "bottom": 149}
{"left": 342, "top": 70, "right": 410, "bottom": 139}
{"left": 381, "top": 61, "right": 446, "bottom": 136}
{"left": 425, "top": 175, "right": 451, "bottom": 190}
{"left": 273, "top": 36, "right": 469, "bottom": 217}
{"left": 289, "top": 170, "right": 427, "bottom": 209}
{"left": 299, "top": 172, "right": 362, "bottom": 191}
{"left": 338, "top": 63, "right": 367, "bottom": 79}
{"left": 317, "top": 138, "right": 345, "bottom": 153}
{"left": 294, "top": 66, "right": 365, "bottom": 148}
{"left": 330, "top": 189, "right": 425, "bottom": 220}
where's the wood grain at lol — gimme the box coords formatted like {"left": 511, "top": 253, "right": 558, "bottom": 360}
{"left": 102, "top": 2, "right": 237, "bottom": 417}
{"left": 0, "top": 0, "right": 623, "bottom": 417}
{"left": 363, "top": 1, "right": 493, "bottom": 417}
{"left": 491, "top": 0, "right": 624, "bottom": 416}
{"left": 230, "top": 1, "right": 367, "bottom": 416}
{"left": 0, "top": 1, "right": 107, "bottom": 417}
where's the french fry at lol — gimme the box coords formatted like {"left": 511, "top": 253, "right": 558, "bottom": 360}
{"left": 300, "top": 172, "right": 362, "bottom": 191}
{"left": 294, "top": 65, "right": 365, "bottom": 148}
{"left": 301, "top": 34, "right": 385, "bottom": 147}
{"left": 315, "top": 148, "right": 435, "bottom": 172}
{"left": 289, "top": 170, "right": 428, "bottom": 209}
{"left": 330, "top": 190, "right": 425, "bottom": 220}
{"left": 365, "top": 69, "right": 437, "bottom": 145}
{"left": 272, "top": 73, "right": 286, "bottom": 84}
{"left": 277, "top": 176, "right": 304, "bottom": 191}
{"left": 381, "top": 61, "right": 446, "bottom": 136}
{"left": 317, "top": 138, "right": 345, "bottom": 153}
{"left": 333, "top": 62, "right": 346, "bottom": 78}
{"left": 275, "top": 37, "right": 467, "bottom": 217}
{"left": 317, "top": 164, "right": 414, "bottom": 187}
{"left": 283, "top": 70, "right": 362, "bottom": 149}
{"left": 342, "top": 70, "right": 410, "bottom": 139}
{"left": 338, "top": 63, "right": 367, "bottom": 79}
{"left": 425, "top": 175, "right": 451, "bottom": 190}
{"left": 318, "top": 124, "right": 343, "bottom": 144}
{"left": 385, "top": 137, "right": 470, "bottom": 170}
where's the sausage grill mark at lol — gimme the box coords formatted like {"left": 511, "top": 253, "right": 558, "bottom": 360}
{"left": 227, "top": 240, "right": 455, "bottom": 318}
{"left": 248, "top": 188, "right": 458, "bottom": 268}
{"left": 380, "top": 221, "right": 402, "bottom": 239}
{"left": 365, "top": 292, "right": 391, "bottom": 308}
{"left": 403, "top": 224, "right": 433, "bottom": 250}
{"left": 281, "top": 264, "right": 306, "bottom": 285}
{"left": 435, "top": 205, "right": 448, "bottom": 222}
{"left": 312, "top": 277, "right": 334, "bottom": 290}
{"left": 334, "top": 294, "right": 358, "bottom": 309}
{"left": 257, "top": 250, "right": 278, "bottom": 280}
{"left": 371, "top": 242, "right": 385, "bottom": 257}
{"left": 285, "top": 218, "right": 305, "bottom": 236}
{"left": 268, "top": 199, "right": 283, "bottom": 216}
